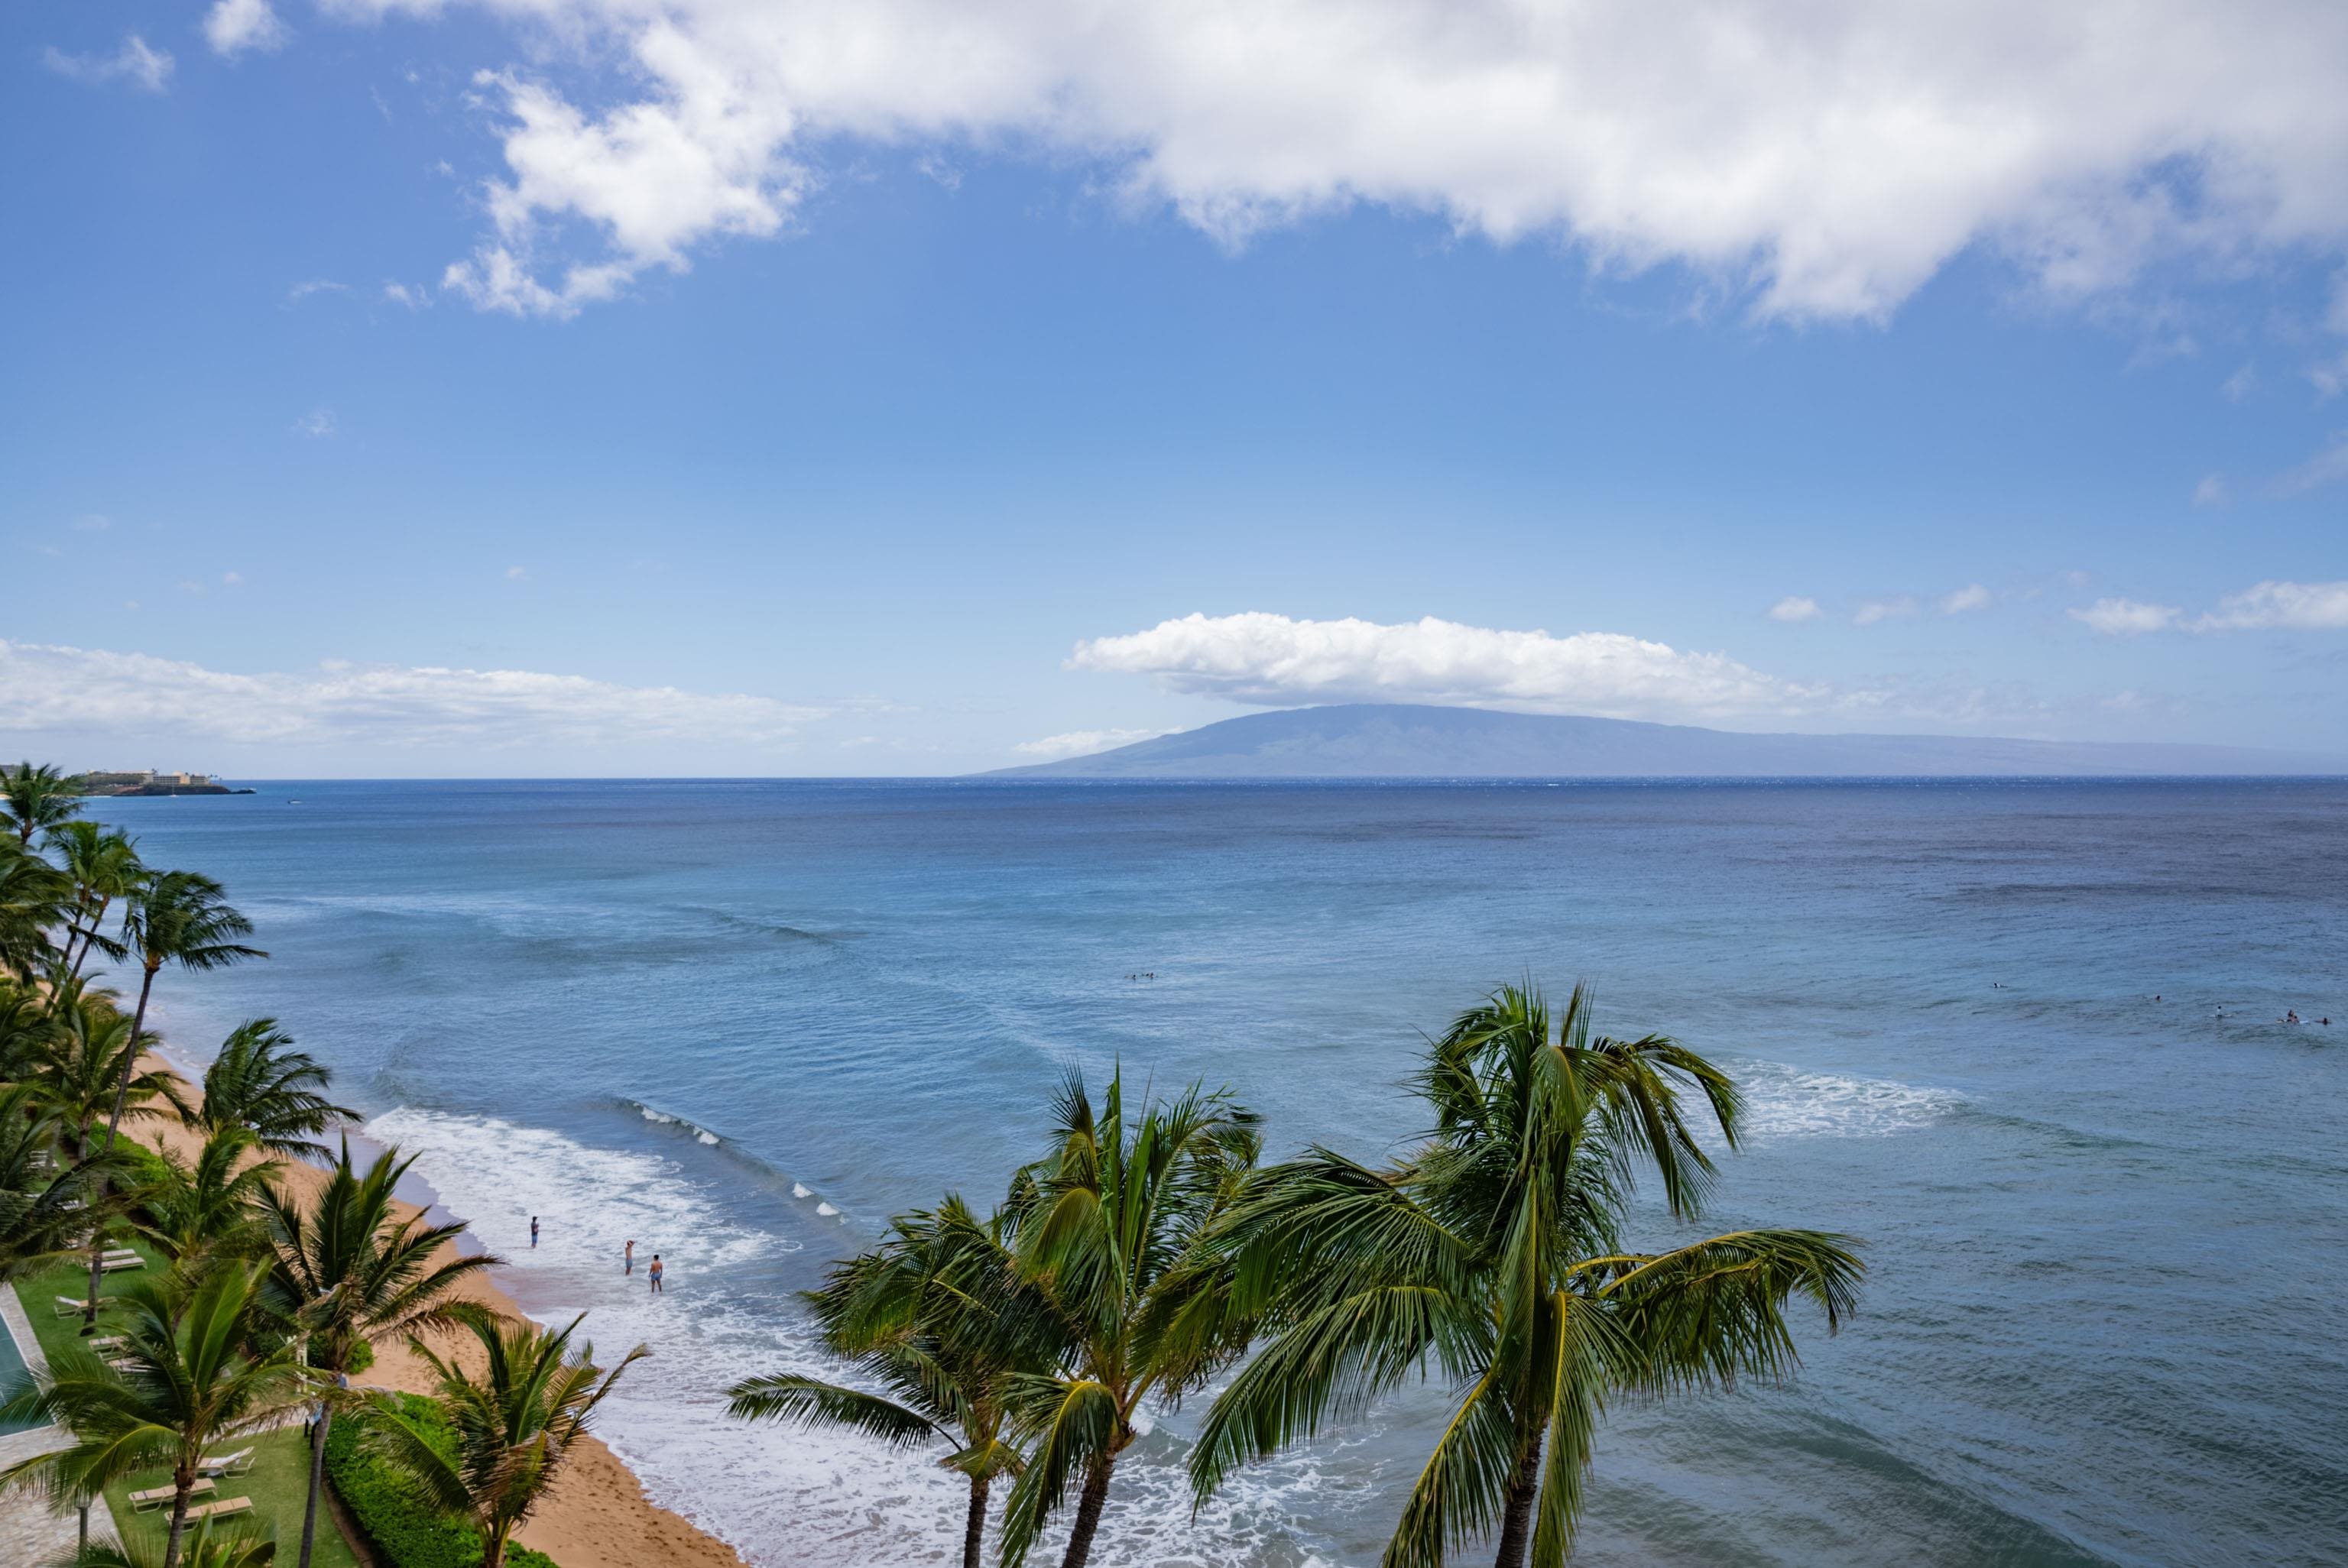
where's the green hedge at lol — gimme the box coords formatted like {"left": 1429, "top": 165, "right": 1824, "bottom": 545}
{"left": 324, "top": 1394, "right": 560, "bottom": 1568}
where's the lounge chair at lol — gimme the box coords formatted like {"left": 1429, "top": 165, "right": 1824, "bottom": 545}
{"left": 196, "top": 1447, "right": 255, "bottom": 1478}
{"left": 128, "top": 1479, "right": 216, "bottom": 1512}
{"left": 106, "top": 1357, "right": 140, "bottom": 1372}
{"left": 186, "top": 1496, "right": 253, "bottom": 1523}
{"left": 87, "top": 1335, "right": 126, "bottom": 1352}
{"left": 99, "top": 1253, "right": 144, "bottom": 1273}
{"left": 53, "top": 1295, "right": 90, "bottom": 1317}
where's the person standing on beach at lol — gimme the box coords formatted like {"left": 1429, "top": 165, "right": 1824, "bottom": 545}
{"left": 624, "top": 1239, "right": 635, "bottom": 1275}
{"left": 530, "top": 1216, "right": 540, "bottom": 1249}
{"left": 648, "top": 1255, "right": 663, "bottom": 1293}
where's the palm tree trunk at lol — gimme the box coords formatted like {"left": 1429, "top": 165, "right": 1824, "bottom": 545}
{"left": 1490, "top": 1437, "right": 1543, "bottom": 1568}
{"left": 299, "top": 1403, "right": 332, "bottom": 1568}
{"left": 1057, "top": 1455, "right": 1116, "bottom": 1568}
{"left": 962, "top": 1474, "right": 992, "bottom": 1568}
{"left": 162, "top": 1472, "right": 194, "bottom": 1568}
{"left": 483, "top": 1521, "right": 511, "bottom": 1568}
{"left": 86, "top": 962, "right": 155, "bottom": 1324}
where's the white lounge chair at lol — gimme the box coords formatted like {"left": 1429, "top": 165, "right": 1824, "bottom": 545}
{"left": 99, "top": 1253, "right": 144, "bottom": 1273}
{"left": 53, "top": 1295, "right": 90, "bottom": 1317}
{"left": 186, "top": 1496, "right": 253, "bottom": 1523}
{"left": 87, "top": 1335, "right": 126, "bottom": 1352}
{"left": 128, "top": 1479, "right": 216, "bottom": 1512}
{"left": 196, "top": 1447, "right": 255, "bottom": 1478}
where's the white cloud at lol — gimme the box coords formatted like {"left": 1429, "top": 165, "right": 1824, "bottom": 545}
{"left": 1068, "top": 611, "right": 1846, "bottom": 722}
{"left": 504, "top": 565, "right": 528, "bottom": 579}
{"left": 2196, "top": 580, "right": 2348, "bottom": 630}
{"left": 383, "top": 282, "right": 429, "bottom": 308}
{"left": 0, "top": 640, "right": 829, "bottom": 751}
{"left": 1013, "top": 727, "right": 1169, "bottom": 760}
{"left": 1767, "top": 595, "right": 1821, "bottom": 623}
{"left": 205, "top": 0, "right": 287, "bottom": 58}
{"left": 44, "top": 35, "right": 174, "bottom": 92}
{"left": 287, "top": 279, "right": 349, "bottom": 302}
{"left": 2274, "top": 432, "right": 2348, "bottom": 495}
{"left": 1940, "top": 584, "right": 1992, "bottom": 614}
{"left": 2221, "top": 364, "right": 2256, "bottom": 402}
{"left": 2193, "top": 472, "right": 2229, "bottom": 507}
{"left": 311, "top": 0, "right": 2348, "bottom": 322}
{"left": 294, "top": 408, "right": 337, "bottom": 438}
{"left": 2071, "top": 598, "right": 2183, "bottom": 635}
{"left": 1852, "top": 597, "right": 1919, "bottom": 627}
{"left": 222, "top": 572, "right": 244, "bottom": 586}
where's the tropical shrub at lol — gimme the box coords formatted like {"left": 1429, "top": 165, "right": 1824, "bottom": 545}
{"left": 323, "top": 1397, "right": 559, "bottom": 1568}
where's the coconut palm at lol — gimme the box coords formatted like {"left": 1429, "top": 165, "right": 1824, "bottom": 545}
{"left": 137, "top": 1126, "right": 277, "bottom": 1272}
{"left": 990, "top": 1068, "right": 1261, "bottom": 1568}
{"left": 91, "top": 873, "right": 264, "bottom": 1311}
{"left": 362, "top": 1304, "right": 644, "bottom": 1568}
{"left": 1189, "top": 985, "right": 1864, "bottom": 1568}
{"left": 0, "top": 979, "right": 52, "bottom": 1082}
{"left": 0, "top": 840, "right": 73, "bottom": 983}
{"left": 3, "top": 761, "right": 81, "bottom": 847}
{"left": 53, "top": 1517, "right": 278, "bottom": 1568}
{"left": 728, "top": 1196, "right": 1042, "bottom": 1568}
{"left": 1, "top": 1259, "right": 306, "bottom": 1568}
{"left": 186, "top": 1022, "right": 354, "bottom": 1163}
{"left": 29, "top": 980, "right": 181, "bottom": 1163}
{"left": 0, "top": 1081, "right": 132, "bottom": 1285}
{"left": 260, "top": 1142, "right": 498, "bottom": 1568}
{"left": 47, "top": 822, "right": 143, "bottom": 979}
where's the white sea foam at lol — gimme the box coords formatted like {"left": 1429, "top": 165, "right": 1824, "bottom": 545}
{"left": 1735, "top": 1062, "right": 1964, "bottom": 1140}
{"left": 790, "top": 1182, "right": 812, "bottom": 1199}
{"left": 815, "top": 1200, "right": 840, "bottom": 1216}
{"left": 364, "top": 1108, "right": 1367, "bottom": 1567}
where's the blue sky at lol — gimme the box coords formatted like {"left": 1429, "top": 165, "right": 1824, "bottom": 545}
{"left": 5, "top": 0, "right": 2346, "bottom": 774}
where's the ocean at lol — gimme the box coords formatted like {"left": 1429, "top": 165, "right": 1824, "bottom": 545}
{"left": 76, "top": 779, "right": 2348, "bottom": 1568}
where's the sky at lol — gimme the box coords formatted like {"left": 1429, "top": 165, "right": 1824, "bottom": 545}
{"left": 4, "top": 0, "right": 2346, "bottom": 776}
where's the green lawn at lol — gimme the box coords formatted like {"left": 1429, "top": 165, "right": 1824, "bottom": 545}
{"left": 101, "top": 1424, "right": 362, "bottom": 1568}
{"left": 10, "top": 1252, "right": 364, "bottom": 1568}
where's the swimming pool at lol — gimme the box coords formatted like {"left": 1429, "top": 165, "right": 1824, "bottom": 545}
{"left": 0, "top": 1306, "right": 40, "bottom": 1434}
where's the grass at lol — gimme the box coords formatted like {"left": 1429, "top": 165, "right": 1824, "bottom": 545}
{"left": 10, "top": 1246, "right": 365, "bottom": 1568}
{"left": 100, "top": 1424, "right": 363, "bottom": 1568}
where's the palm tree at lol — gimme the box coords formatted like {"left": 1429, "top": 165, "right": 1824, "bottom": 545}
{"left": 0, "top": 840, "right": 73, "bottom": 983}
{"left": 728, "top": 1196, "right": 1040, "bottom": 1568}
{"left": 137, "top": 1126, "right": 278, "bottom": 1272}
{"left": 991, "top": 1068, "right": 1261, "bottom": 1568}
{"left": 3, "top": 761, "right": 81, "bottom": 847}
{"left": 186, "top": 1022, "right": 355, "bottom": 1163}
{"left": 0, "top": 1080, "right": 132, "bottom": 1285}
{"left": 362, "top": 1304, "right": 644, "bottom": 1568}
{"left": 92, "top": 873, "right": 264, "bottom": 1314}
{"left": 47, "top": 822, "right": 143, "bottom": 979}
{"left": 30, "top": 979, "right": 182, "bottom": 1165}
{"left": 260, "top": 1142, "right": 498, "bottom": 1568}
{"left": 1189, "top": 985, "right": 1865, "bottom": 1568}
{"left": 1, "top": 1260, "right": 306, "bottom": 1568}
{"left": 57, "top": 1517, "right": 279, "bottom": 1568}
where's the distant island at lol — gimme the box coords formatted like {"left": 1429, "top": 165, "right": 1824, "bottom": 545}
{"left": 67, "top": 769, "right": 255, "bottom": 797}
{"left": 987, "top": 705, "right": 2348, "bottom": 779}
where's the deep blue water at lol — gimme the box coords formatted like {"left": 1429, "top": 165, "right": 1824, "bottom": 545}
{"left": 79, "top": 779, "right": 2348, "bottom": 1568}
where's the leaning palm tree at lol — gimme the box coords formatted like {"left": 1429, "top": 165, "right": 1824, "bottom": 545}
{"left": 260, "top": 1141, "right": 498, "bottom": 1568}
{"left": 186, "top": 1022, "right": 355, "bottom": 1163}
{"left": 3, "top": 760, "right": 81, "bottom": 847}
{"left": 91, "top": 873, "right": 264, "bottom": 1312}
{"left": 1, "top": 1259, "right": 306, "bottom": 1568}
{"left": 993, "top": 1068, "right": 1261, "bottom": 1568}
{"left": 136, "top": 1125, "right": 278, "bottom": 1272}
{"left": 1189, "top": 985, "right": 1864, "bottom": 1568}
{"left": 47, "top": 822, "right": 143, "bottom": 979}
{"left": 728, "top": 1195, "right": 1041, "bottom": 1568}
{"left": 362, "top": 1304, "right": 644, "bottom": 1568}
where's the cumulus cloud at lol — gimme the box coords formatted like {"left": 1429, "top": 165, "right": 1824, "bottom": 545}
{"left": 306, "top": 0, "right": 2348, "bottom": 322}
{"left": 205, "top": 0, "right": 287, "bottom": 58}
{"left": 2273, "top": 432, "right": 2348, "bottom": 494}
{"left": 294, "top": 408, "right": 337, "bottom": 438}
{"left": 1068, "top": 612, "right": 1849, "bottom": 722}
{"left": 1940, "top": 584, "right": 1992, "bottom": 614}
{"left": 1767, "top": 595, "right": 1821, "bottom": 623}
{"left": 2193, "top": 472, "right": 2229, "bottom": 507}
{"left": 0, "top": 640, "right": 828, "bottom": 751}
{"left": 44, "top": 35, "right": 173, "bottom": 92}
{"left": 2071, "top": 598, "right": 2183, "bottom": 635}
{"left": 2196, "top": 580, "right": 2348, "bottom": 630}
{"left": 1013, "top": 727, "right": 1169, "bottom": 760}
{"left": 1852, "top": 597, "right": 1919, "bottom": 627}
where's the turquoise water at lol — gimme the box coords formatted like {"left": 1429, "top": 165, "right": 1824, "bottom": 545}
{"left": 0, "top": 1305, "right": 33, "bottom": 1434}
{"left": 80, "top": 779, "right": 2348, "bottom": 1567}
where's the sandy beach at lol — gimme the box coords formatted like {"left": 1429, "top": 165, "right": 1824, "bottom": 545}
{"left": 139, "top": 1061, "right": 750, "bottom": 1568}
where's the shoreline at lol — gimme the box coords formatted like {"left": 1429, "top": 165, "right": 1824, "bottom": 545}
{"left": 138, "top": 1058, "right": 751, "bottom": 1568}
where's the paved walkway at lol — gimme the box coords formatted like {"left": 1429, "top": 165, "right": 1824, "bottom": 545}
{"left": 0, "top": 1285, "right": 118, "bottom": 1561}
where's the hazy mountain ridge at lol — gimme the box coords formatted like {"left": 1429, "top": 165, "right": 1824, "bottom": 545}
{"left": 988, "top": 705, "right": 2348, "bottom": 779}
